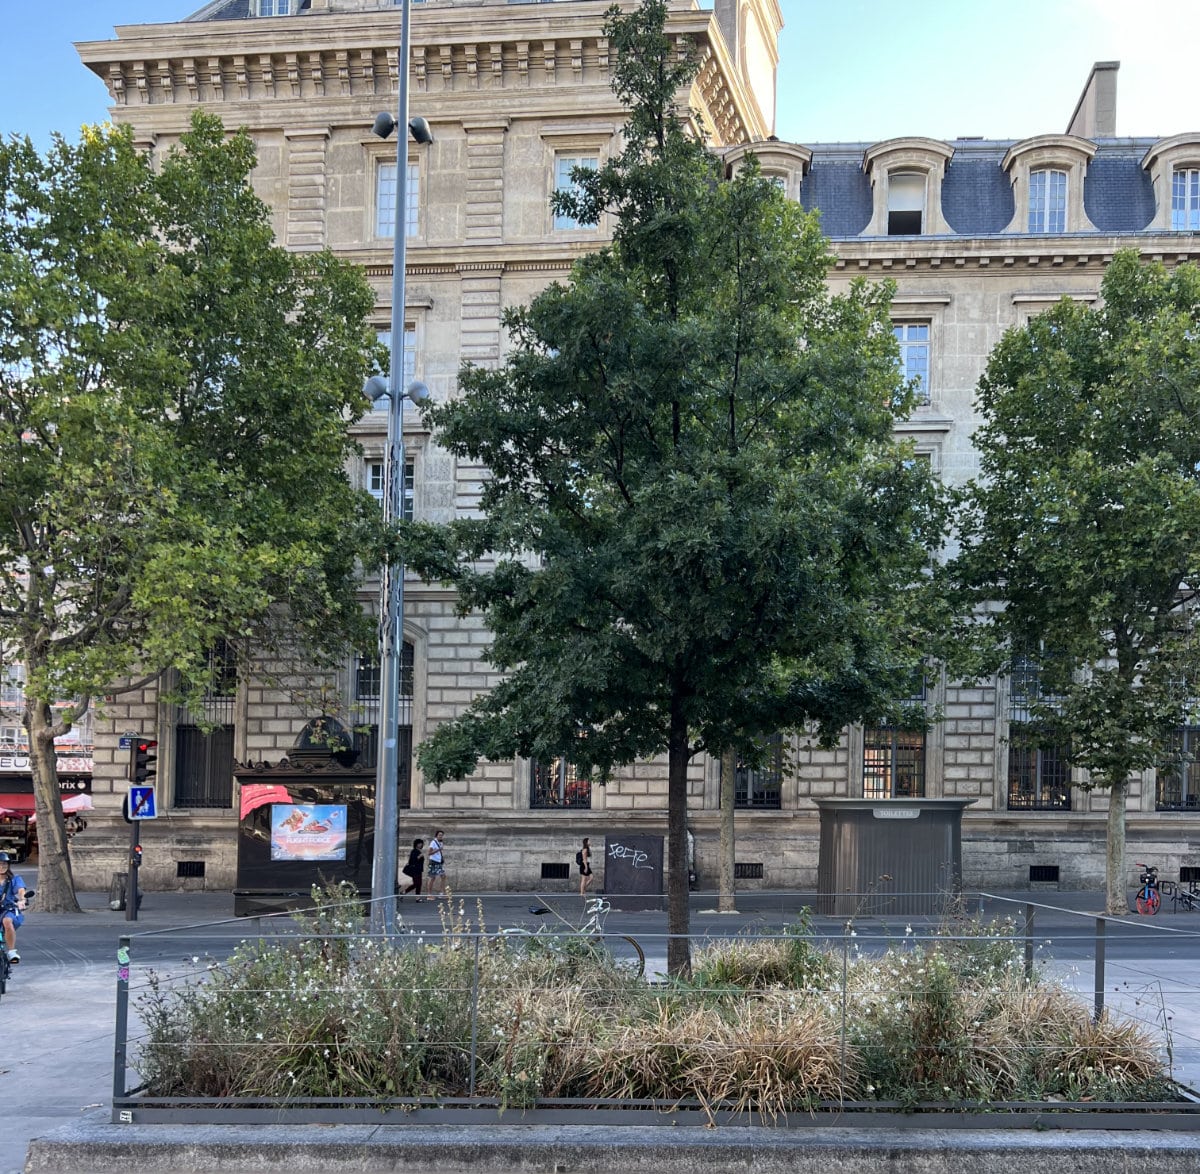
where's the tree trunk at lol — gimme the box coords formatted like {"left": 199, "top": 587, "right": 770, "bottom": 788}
{"left": 27, "top": 700, "right": 80, "bottom": 913}
{"left": 1105, "top": 777, "right": 1129, "bottom": 917}
{"left": 666, "top": 695, "right": 692, "bottom": 977}
{"left": 718, "top": 747, "right": 737, "bottom": 913}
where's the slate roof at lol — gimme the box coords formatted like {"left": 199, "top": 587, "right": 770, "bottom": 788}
{"left": 799, "top": 137, "right": 1160, "bottom": 239}
{"left": 1085, "top": 142, "right": 1158, "bottom": 232}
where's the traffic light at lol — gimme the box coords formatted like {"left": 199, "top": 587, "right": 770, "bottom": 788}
{"left": 128, "top": 739, "right": 158, "bottom": 785}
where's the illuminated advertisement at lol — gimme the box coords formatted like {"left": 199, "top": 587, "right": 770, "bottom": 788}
{"left": 270, "top": 803, "right": 348, "bottom": 862}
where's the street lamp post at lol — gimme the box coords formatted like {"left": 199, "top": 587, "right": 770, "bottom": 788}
{"left": 366, "top": 0, "right": 433, "bottom": 935}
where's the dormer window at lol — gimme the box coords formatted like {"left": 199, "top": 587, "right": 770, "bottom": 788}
{"left": 1172, "top": 167, "right": 1200, "bottom": 230}
{"left": 862, "top": 138, "right": 954, "bottom": 237}
{"left": 1002, "top": 136, "right": 1096, "bottom": 234}
{"left": 724, "top": 141, "right": 812, "bottom": 202}
{"left": 1028, "top": 169, "right": 1067, "bottom": 233}
{"left": 1142, "top": 135, "right": 1200, "bottom": 231}
{"left": 888, "top": 173, "right": 925, "bottom": 235}
{"left": 257, "top": 0, "right": 291, "bottom": 14}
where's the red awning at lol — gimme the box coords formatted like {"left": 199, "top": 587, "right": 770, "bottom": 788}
{"left": 239, "top": 783, "right": 294, "bottom": 820}
{"left": 0, "top": 794, "right": 35, "bottom": 815}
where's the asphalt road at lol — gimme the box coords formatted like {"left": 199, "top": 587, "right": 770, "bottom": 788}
{"left": 5, "top": 879, "right": 1200, "bottom": 1173}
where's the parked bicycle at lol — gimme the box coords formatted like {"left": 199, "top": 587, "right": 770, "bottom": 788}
{"left": 1170, "top": 876, "right": 1200, "bottom": 913}
{"left": 1134, "top": 862, "right": 1161, "bottom": 915}
{"left": 500, "top": 896, "right": 645, "bottom": 977}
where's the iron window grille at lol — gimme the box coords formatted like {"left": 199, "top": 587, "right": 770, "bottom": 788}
{"left": 1007, "top": 653, "right": 1071, "bottom": 810}
{"left": 352, "top": 646, "right": 414, "bottom": 807}
{"left": 530, "top": 757, "right": 591, "bottom": 809}
{"left": 863, "top": 726, "right": 926, "bottom": 798}
{"left": 175, "top": 640, "right": 238, "bottom": 809}
{"left": 1157, "top": 727, "right": 1200, "bottom": 811}
{"left": 717, "top": 734, "right": 784, "bottom": 810}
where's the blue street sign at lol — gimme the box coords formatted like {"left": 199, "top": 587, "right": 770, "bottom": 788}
{"left": 118, "top": 736, "right": 134, "bottom": 750}
{"left": 128, "top": 786, "right": 157, "bottom": 820}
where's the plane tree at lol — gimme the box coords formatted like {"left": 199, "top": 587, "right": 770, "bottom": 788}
{"left": 0, "top": 114, "right": 380, "bottom": 910}
{"left": 399, "top": 1, "right": 948, "bottom": 974}
{"left": 951, "top": 252, "right": 1200, "bottom": 915}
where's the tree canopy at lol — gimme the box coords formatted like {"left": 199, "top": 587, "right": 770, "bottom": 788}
{"left": 952, "top": 250, "right": 1200, "bottom": 915}
{"left": 0, "top": 113, "right": 380, "bottom": 909}
{"left": 401, "top": 0, "right": 948, "bottom": 972}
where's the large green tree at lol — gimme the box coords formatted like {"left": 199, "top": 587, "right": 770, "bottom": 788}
{"left": 952, "top": 251, "right": 1200, "bottom": 915}
{"left": 0, "top": 114, "right": 380, "bottom": 910}
{"left": 402, "top": 0, "right": 947, "bottom": 973}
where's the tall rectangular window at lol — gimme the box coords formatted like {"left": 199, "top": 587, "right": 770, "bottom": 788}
{"left": 175, "top": 640, "right": 237, "bottom": 810}
{"left": 1173, "top": 168, "right": 1200, "bottom": 231}
{"left": 553, "top": 155, "right": 598, "bottom": 230}
{"left": 352, "top": 646, "right": 413, "bottom": 806}
{"left": 863, "top": 727, "right": 926, "bottom": 798}
{"left": 887, "top": 172, "right": 925, "bottom": 235}
{"left": 374, "top": 326, "right": 417, "bottom": 391}
{"left": 376, "top": 161, "right": 419, "bottom": 239}
{"left": 366, "top": 457, "right": 414, "bottom": 521}
{"left": 530, "top": 757, "right": 591, "bottom": 809}
{"left": 1028, "top": 169, "right": 1067, "bottom": 233}
{"left": 1157, "top": 727, "right": 1200, "bottom": 810}
{"left": 716, "top": 735, "right": 784, "bottom": 809}
{"left": 893, "top": 322, "right": 930, "bottom": 403}
{"left": 1006, "top": 653, "right": 1071, "bottom": 810}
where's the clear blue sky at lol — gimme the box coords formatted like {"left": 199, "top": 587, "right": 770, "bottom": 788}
{"left": 0, "top": 1, "right": 1192, "bottom": 153}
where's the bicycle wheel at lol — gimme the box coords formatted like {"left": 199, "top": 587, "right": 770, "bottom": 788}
{"left": 597, "top": 934, "right": 645, "bottom": 978}
{"left": 1136, "top": 887, "right": 1160, "bottom": 915}
{"left": 0, "top": 954, "right": 8, "bottom": 998}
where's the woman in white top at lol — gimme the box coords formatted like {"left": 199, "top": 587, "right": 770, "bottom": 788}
{"left": 426, "top": 830, "right": 447, "bottom": 899}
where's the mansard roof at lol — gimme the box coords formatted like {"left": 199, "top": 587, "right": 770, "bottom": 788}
{"left": 797, "top": 137, "right": 1162, "bottom": 239}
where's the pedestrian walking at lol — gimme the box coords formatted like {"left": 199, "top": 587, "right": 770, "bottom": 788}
{"left": 426, "top": 830, "right": 447, "bottom": 899}
{"left": 576, "top": 836, "right": 593, "bottom": 897}
{"left": 401, "top": 838, "right": 425, "bottom": 901}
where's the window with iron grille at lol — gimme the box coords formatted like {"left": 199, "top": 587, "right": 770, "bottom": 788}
{"left": 352, "top": 645, "right": 414, "bottom": 807}
{"left": 530, "top": 757, "right": 591, "bottom": 809}
{"left": 1157, "top": 727, "right": 1200, "bottom": 811}
{"left": 1006, "top": 653, "right": 1071, "bottom": 810}
{"left": 717, "top": 734, "right": 784, "bottom": 809}
{"left": 174, "top": 641, "right": 237, "bottom": 809}
{"left": 863, "top": 726, "right": 926, "bottom": 798}
{"left": 862, "top": 668, "right": 927, "bottom": 798}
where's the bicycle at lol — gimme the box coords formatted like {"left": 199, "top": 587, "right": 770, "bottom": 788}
{"left": 1170, "top": 877, "right": 1200, "bottom": 913}
{"left": 0, "top": 886, "right": 34, "bottom": 999}
{"left": 1134, "top": 862, "right": 1161, "bottom": 915}
{"left": 500, "top": 896, "right": 645, "bottom": 978}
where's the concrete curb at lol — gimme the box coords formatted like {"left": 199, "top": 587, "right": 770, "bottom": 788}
{"left": 24, "top": 1118, "right": 1200, "bottom": 1174}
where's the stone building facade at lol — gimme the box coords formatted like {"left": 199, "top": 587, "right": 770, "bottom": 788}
{"left": 71, "top": 2, "right": 1200, "bottom": 896}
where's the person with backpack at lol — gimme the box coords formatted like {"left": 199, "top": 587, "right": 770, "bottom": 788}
{"left": 400, "top": 838, "right": 425, "bottom": 901}
{"left": 576, "top": 837, "right": 593, "bottom": 897}
{"left": 0, "top": 851, "right": 27, "bottom": 964}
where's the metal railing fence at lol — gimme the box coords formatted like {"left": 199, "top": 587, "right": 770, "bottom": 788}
{"left": 109, "top": 890, "right": 1200, "bottom": 1127}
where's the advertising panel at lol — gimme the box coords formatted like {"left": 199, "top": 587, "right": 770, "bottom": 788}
{"left": 269, "top": 803, "right": 348, "bottom": 862}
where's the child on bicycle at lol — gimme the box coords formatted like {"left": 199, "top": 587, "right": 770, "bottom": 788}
{"left": 0, "top": 852, "right": 27, "bottom": 964}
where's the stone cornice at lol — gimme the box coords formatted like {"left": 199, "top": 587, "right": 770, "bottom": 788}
{"left": 76, "top": 7, "right": 763, "bottom": 146}
{"left": 827, "top": 236, "right": 1200, "bottom": 273}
